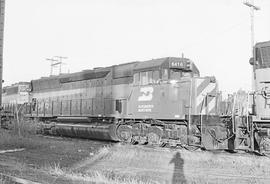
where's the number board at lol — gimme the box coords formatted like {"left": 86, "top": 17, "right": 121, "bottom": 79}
{"left": 169, "top": 61, "right": 187, "bottom": 69}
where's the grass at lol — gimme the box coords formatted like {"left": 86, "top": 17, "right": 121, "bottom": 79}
{"left": 0, "top": 129, "right": 49, "bottom": 150}
{"left": 43, "top": 161, "right": 157, "bottom": 184}
{"left": 43, "top": 162, "right": 67, "bottom": 176}
{"left": 6, "top": 118, "right": 43, "bottom": 136}
{"left": 79, "top": 144, "right": 270, "bottom": 183}
{"left": 0, "top": 177, "right": 8, "bottom": 184}
{"left": 0, "top": 119, "right": 48, "bottom": 150}
{"left": 69, "top": 171, "right": 157, "bottom": 184}
{"left": 0, "top": 161, "right": 29, "bottom": 184}
{"left": 41, "top": 146, "right": 157, "bottom": 184}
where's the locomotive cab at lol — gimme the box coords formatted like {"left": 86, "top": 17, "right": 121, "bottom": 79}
{"left": 247, "top": 41, "right": 270, "bottom": 153}
{"left": 126, "top": 57, "right": 213, "bottom": 120}
{"left": 124, "top": 57, "right": 228, "bottom": 149}
{"left": 250, "top": 41, "right": 270, "bottom": 120}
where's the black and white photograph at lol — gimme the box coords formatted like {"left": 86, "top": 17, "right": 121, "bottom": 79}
{"left": 0, "top": 0, "right": 270, "bottom": 183}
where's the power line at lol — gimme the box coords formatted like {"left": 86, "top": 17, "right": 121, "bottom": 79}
{"left": 46, "top": 56, "right": 68, "bottom": 76}
{"left": 54, "top": 56, "right": 68, "bottom": 74}
{"left": 46, "top": 58, "right": 58, "bottom": 76}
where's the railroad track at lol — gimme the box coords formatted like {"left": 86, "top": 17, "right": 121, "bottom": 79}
{"left": 0, "top": 173, "right": 40, "bottom": 184}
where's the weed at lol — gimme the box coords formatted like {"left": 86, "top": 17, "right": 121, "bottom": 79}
{"left": 0, "top": 128, "right": 49, "bottom": 150}
{"left": 7, "top": 119, "right": 43, "bottom": 136}
{"left": 43, "top": 162, "right": 66, "bottom": 176}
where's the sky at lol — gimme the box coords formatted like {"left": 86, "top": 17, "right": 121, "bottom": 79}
{"left": 3, "top": 0, "right": 270, "bottom": 94}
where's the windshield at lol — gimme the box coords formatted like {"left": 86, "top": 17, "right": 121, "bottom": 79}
{"left": 257, "top": 46, "right": 270, "bottom": 68}
{"left": 169, "top": 69, "right": 192, "bottom": 80}
{"left": 170, "top": 69, "right": 181, "bottom": 80}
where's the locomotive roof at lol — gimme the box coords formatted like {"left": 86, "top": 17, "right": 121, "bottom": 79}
{"left": 134, "top": 57, "right": 185, "bottom": 71}
{"left": 3, "top": 82, "right": 30, "bottom": 89}
{"left": 134, "top": 57, "right": 200, "bottom": 75}
{"left": 30, "top": 57, "right": 200, "bottom": 92}
{"left": 59, "top": 67, "right": 111, "bottom": 83}
{"left": 33, "top": 57, "right": 198, "bottom": 82}
{"left": 255, "top": 40, "right": 270, "bottom": 48}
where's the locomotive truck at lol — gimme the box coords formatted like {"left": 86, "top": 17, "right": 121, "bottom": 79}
{"left": 1, "top": 42, "right": 270, "bottom": 154}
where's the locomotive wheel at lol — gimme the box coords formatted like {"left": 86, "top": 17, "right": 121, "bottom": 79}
{"left": 116, "top": 125, "right": 132, "bottom": 143}
{"left": 138, "top": 136, "right": 148, "bottom": 145}
{"left": 147, "top": 126, "right": 163, "bottom": 146}
{"left": 131, "top": 136, "right": 138, "bottom": 145}
{"left": 147, "top": 132, "right": 161, "bottom": 145}
{"left": 260, "top": 137, "right": 270, "bottom": 154}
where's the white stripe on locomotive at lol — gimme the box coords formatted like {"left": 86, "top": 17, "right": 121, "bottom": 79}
{"left": 195, "top": 78, "right": 216, "bottom": 114}
{"left": 207, "top": 97, "right": 216, "bottom": 114}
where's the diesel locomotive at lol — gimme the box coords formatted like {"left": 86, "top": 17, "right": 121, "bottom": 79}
{"left": 248, "top": 41, "right": 270, "bottom": 153}
{"left": 2, "top": 57, "right": 231, "bottom": 150}
{"left": 2, "top": 43, "right": 270, "bottom": 154}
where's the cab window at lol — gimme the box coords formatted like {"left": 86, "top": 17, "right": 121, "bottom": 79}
{"left": 133, "top": 73, "right": 140, "bottom": 85}
{"left": 135, "top": 70, "right": 161, "bottom": 85}
{"left": 140, "top": 72, "right": 148, "bottom": 85}
{"left": 162, "top": 69, "right": 168, "bottom": 80}
{"left": 148, "top": 71, "right": 153, "bottom": 84}
{"left": 182, "top": 72, "right": 192, "bottom": 77}
{"left": 152, "top": 71, "right": 159, "bottom": 83}
{"left": 170, "top": 69, "right": 181, "bottom": 80}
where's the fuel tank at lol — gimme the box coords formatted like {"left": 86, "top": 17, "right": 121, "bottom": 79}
{"left": 42, "top": 117, "right": 119, "bottom": 141}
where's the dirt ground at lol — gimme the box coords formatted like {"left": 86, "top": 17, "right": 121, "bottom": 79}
{"left": 84, "top": 144, "right": 270, "bottom": 184}
{"left": 1, "top": 129, "right": 270, "bottom": 184}
{"left": 0, "top": 129, "right": 110, "bottom": 184}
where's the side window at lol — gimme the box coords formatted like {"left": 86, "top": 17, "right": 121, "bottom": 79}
{"left": 137, "top": 71, "right": 159, "bottom": 85}
{"left": 140, "top": 72, "right": 148, "bottom": 85}
{"left": 115, "top": 100, "right": 122, "bottom": 114}
{"left": 133, "top": 73, "right": 140, "bottom": 85}
{"left": 256, "top": 48, "right": 262, "bottom": 66}
{"left": 148, "top": 71, "right": 153, "bottom": 84}
{"left": 162, "top": 69, "right": 168, "bottom": 80}
{"left": 152, "top": 70, "right": 160, "bottom": 83}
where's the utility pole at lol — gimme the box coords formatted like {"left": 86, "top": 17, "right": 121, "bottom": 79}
{"left": 243, "top": 0, "right": 260, "bottom": 63}
{"left": 0, "top": 0, "right": 5, "bottom": 124}
{"left": 243, "top": 0, "right": 260, "bottom": 91}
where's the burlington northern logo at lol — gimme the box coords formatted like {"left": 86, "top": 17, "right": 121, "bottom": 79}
{"left": 138, "top": 87, "right": 154, "bottom": 101}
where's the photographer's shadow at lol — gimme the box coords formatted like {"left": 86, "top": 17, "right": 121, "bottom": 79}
{"left": 169, "top": 152, "right": 187, "bottom": 184}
